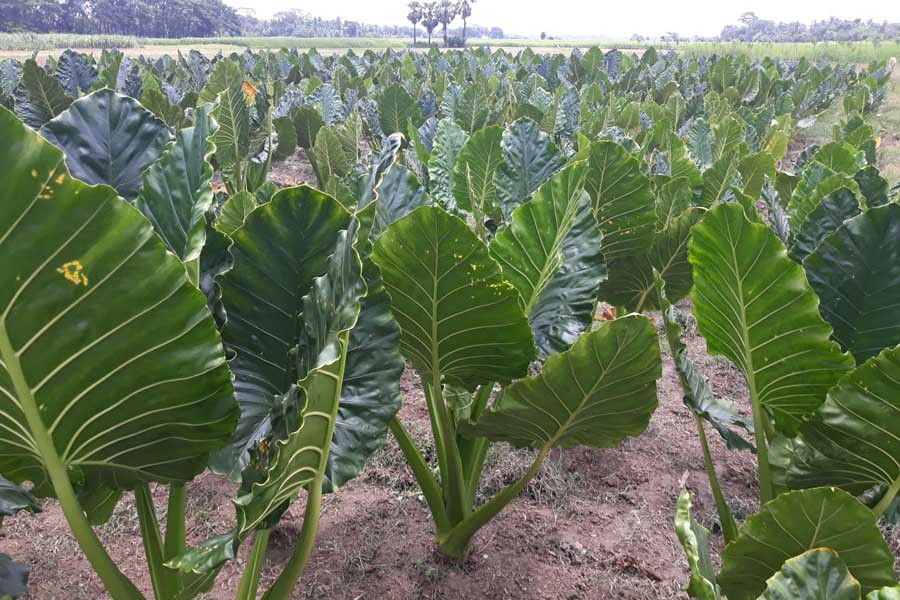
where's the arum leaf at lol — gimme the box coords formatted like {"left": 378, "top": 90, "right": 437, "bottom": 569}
{"left": 378, "top": 84, "right": 419, "bottom": 135}
{"left": 584, "top": 141, "right": 655, "bottom": 261}
{"left": 656, "top": 274, "right": 753, "bottom": 450}
{"left": 135, "top": 103, "right": 218, "bottom": 262}
{"left": 272, "top": 115, "right": 297, "bottom": 161}
{"left": 211, "top": 186, "right": 351, "bottom": 478}
{"left": 0, "top": 554, "right": 28, "bottom": 598}
{"left": 39, "top": 89, "right": 171, "bottom": 200}
{"left": 758, "top": 549, "right": 860, "bottom": 600}
{"left": 452, "top": 125, "right": 503, "bottom": 215}
{"left": 490, "top": 162, "right": 590, "bottom": 314}
{"left": 0, "top": 476, "right": 41, "bottom": 517}
{"left": 804, "top": 204, "right": 900, "bottom": 363}
{"left": 494, "top": 118, "right": 566, "bottom": 220}
{"left": 599, "top": 207, "right": 703, "bottom": 312}
{"left": 292, "top": 105, "right": 324, "bottom": 150}
{"left": 718, "top": 488, "right": 896, "bottom": 600}
{"left": 309, "top": 126, "right": 350, "bottom": 187}
{"left": 689, "top": 203, "right": 854, "bottom": 433}
{"left": 656, "top": 176, "right": 692, "bottom": 230}
{"left": 464, "top": 315, "right": 660, "bottom": 448}
{"left": 200, "top": 60, "right": 250, "bottom": 181}
{"left": 788, "top": 188, "right": 860, "bottom": 265}
{"left": 13, "top": 59, "right": 72, "bottom": 129}
{"left": 372, "top": 163, "right": 428, "bottom": 239}
{"left": 738, "top": 153, "right": 775, "bottom": 199}
{"left": 0, "top": 106, "right": 236, "bottom": 495}
{"left": 215, "top": 191, "right": 258, "bottom": 237}
{"left": 54, "top": 50, "right": 97, "bottom": 98}
{"left": 427, "top": 118, "right": 467, "bottom": 208}
{"left": 372, "top": 205, "right": 535, "bottom": 389}
{"left": 528, "top": 195, "right": 605, "bottom": 358}
{"left": 787, "top": 345, "right": 900, "bottom": 497}
{"left": 675, "top": 490, "right": 720, "bottom": 600}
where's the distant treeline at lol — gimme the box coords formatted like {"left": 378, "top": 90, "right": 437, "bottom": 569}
{"left": 718, "top": 13, "right": 900, "bottom": 43}
{"left": 0, "top": 1, "right": 504, "bottom": 39}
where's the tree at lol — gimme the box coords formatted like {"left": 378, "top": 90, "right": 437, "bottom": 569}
{"left": 422, "top": 1, "right": 439, "bottom": 45}
{"left": 407, "top": 1, "right": 422, "bottom": 45}
{"left": 457, "top": 0, "right": 474, "bottom": 42}
{"left": 435, "top": 0, "right": 456, "bottom": 45}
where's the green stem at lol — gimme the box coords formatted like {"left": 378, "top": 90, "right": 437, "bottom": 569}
{"left": 164, "top": 483, "right": 187, "bottom": 562}
{"left": 750, "top": 390, "right": 774, "bottom": 504}
{"left": 439, "top": 447, "right": 549, "bottom": 558}
{"left": 388, "top": 417, "right": 450, "bottom": 535}
{"left": 135, "top": 485, "right": 178, "bottom": 600}
{"left": 873, "top": 474, "right": 900, "bottom": 518}
{"left": 0, "top": 323, "right": 144, "bottom": 600}
{"left": 695, "top": 414, "right": 738, "bottom": 543}
{"left": 428, "top": 377, "right": 469, "bottom": 525}
{"left": 235, "top": 529, "right": 271, "bottom": 600}
{"left": 422, "top": 382, "right": 449, "bottom": 495}
{"left": 459, "top": 385, "right": 493, "bottom": 473}
{"left": 463, "top": 438, "right": 489, "bottom": 508}
{"left": 261, "top": 484, "right": 322, "bottom": 600}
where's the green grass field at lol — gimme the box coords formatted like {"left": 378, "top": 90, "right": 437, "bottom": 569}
{"left": 2, "top": 32, "right": 899, "bottom": 62}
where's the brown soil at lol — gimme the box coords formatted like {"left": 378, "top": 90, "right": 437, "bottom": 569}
{"left": 1, "top": 299, "right": 759, "bottom": 600}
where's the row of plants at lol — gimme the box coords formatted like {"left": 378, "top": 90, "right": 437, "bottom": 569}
{"left": 0, "top": 45, "right": 898, "bottom": 599}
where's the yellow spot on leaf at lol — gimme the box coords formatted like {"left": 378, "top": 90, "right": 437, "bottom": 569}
{"left": 57, "top": 260, "right": 89, "bottom": 287}
{"left": 31, "top": 169, "right": 38, "bottom": 178}
{"left": 55, "top": 173, "right": 66, "bottom": 185}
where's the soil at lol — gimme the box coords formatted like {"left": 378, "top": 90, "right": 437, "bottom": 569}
{"left": 1, "top": 298, "right": 760, "bottom": 600}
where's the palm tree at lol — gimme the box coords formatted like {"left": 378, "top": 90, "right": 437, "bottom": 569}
{"left": 435, "top": 0, "right": 457, "bottom": 46}
{"left": 407, "top": 1, "right": 423, "bottom": 45}
{"left": 422, "top": 2, "right": 439, "bottom": 45}
{"left": 457, "top": 0, "right": 474, "bottom": 42}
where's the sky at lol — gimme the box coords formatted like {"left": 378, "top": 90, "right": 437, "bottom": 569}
{"left": 225, "top": 0, "right": 900, "bottom": 38}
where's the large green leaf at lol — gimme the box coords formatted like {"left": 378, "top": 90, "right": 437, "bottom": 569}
{"left": 689, "top": 202, "right": 854, "bottom": 432}
{"left": 489, "top": 162, "right": 590, "bottom": 315}
{"left": 494, "top": 118, "right": 566, "bottom": 220}
{"left": 0, "top": 106, "right": 236, "bottom": 495}
{"left": 308, "top": 126, "right": 350, "bottom": 188}
{"left": 758, "top": 549, "right": 861, "bottom": 600}
{"left": 372, "top": 163, "right": 428, "bottom": 238}
{"left": 427, "top": 118, "right": 467, "bottom": 207}
{"left": 674, "top": 490, "right": 720, "bottom": 600}
{"left": 372, "top": 205, "right": 535, "bottom": 389}
{"left": 786, "top": 345, "right": 900, "bottom": 497}
{"left": 464, "top": 315, "right": 660, "bottom": 448}
{"left": 598, "top": 207, "right": 703, "bottom": 312}
{"left": 378, "top": 84, "right": 419, "bottom": 135}
{"left": 215, "top": 191, "right": 258, "bottom": 237}
{"left": 135, "top": 103, "right": 217, "bottom": 262}
{"left": 657, "top": 274, "right": 753, "bottom": 450}
{"left": 527, "top": 197, "right": 605, "bottom": 359}
{"left": 39, "top": 89, "right": 171, "bottom": 200}
{"left": 804, "top": 204, "right": 900, "bottom": 363}
{"left": 0, "top": 553, "right": 28, "bottom": 598}
{"left": 13, "top": 59, "right": 72, "bottom": 129}
{"left": 452, "top": 125, "right": 503, "bottom": 215}
{"left": 199, "top": 60, "right": 250, "bottom": 184}
{"left": 788, "top": 187, "right": 860, "bottom": 265}
{"left": 0, "top": 475, "right": 40, "bottom": 517}
{"left": 292, "top": 105, "right": 324, "bottom": 150}
{"left": 718, "top": 488, "right": 897, "bottom": 600}
{"left": 211, "top": 186, "right": 351, "bottom": 478}
{"left": 789, "top": 165, "right": 860, "bottom": 233}
{"left": 739, "top": 152, "right": 776, "bottom": 199}
{"left": 699, "top": 153, "right": 741, "bottom": 207}
{"left": 584, "top": 141, "right": 656, "bottom": 261}
{"left": 656, "top": 176, "right": 693, "bottom": 230}
{"left": 454, "top": 84, "right": 490, "bottom": 133}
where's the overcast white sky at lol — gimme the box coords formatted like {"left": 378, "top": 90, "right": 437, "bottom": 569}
{"left": 226, "top": 1, "right": 900, "bottom": 38}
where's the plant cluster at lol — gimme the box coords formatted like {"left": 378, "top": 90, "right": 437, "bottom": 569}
{"left": 0, "top": 44, "right": 898, "bottom": 600}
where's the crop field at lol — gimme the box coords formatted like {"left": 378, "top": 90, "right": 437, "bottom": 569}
{"left": 1, "top": 44, "right": 899, "bottom": 600}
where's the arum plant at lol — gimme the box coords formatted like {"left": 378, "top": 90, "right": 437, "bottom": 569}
{"left": 370, "top": 159, "right": 662, "bottom": 557}
{"left": 167, "top": 185, "right": 403, "bottom": 600}
{"left": 0, "top": 106, "right": 238, "bottom": 599}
